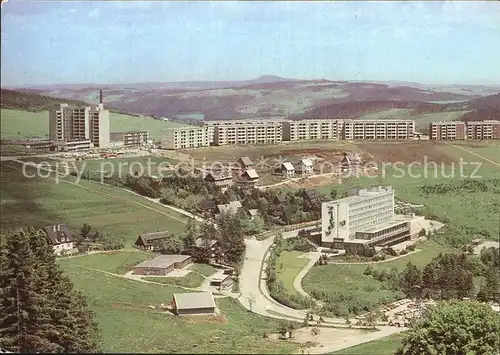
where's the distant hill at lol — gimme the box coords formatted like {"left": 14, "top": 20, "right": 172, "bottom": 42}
{"left": 461, "top": 94, "right": 500, "bottom": 121}
{"left": 0, "top": 89, "right": 135, "bottom": 116}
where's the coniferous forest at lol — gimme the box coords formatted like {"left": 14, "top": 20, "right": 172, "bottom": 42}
{"left": 0, "top": 228, "right": 101, "bottom": 353}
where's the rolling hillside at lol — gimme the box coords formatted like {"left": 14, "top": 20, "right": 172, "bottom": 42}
{"left": 10, "top": 77, "right": 490, "bottom": 121}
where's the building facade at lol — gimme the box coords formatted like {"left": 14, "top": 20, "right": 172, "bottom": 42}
{"left": 342, "top": 120, "right": 415, "bottom": 140}
{"left": 428, "top": 121, "right": 467, "bottom": 140}
{"left": 320, "top": 186, "right": 412, "bottom": 251}
{"left": 48, "top": 91, "right": 110, "bottom": 148}
{"left": 204, "top": 119, "right": 283, "bottom": 145}
{"left": 161, "top": 127, "right": 211, "bottom": 149}
{"left": 465, "top": 120, "right": 500, "bottom": 140}
{"left": 110, "top": 131, "right": 150, "bottom": 147}
{"left": 282, "top": 119, "right": 342, "bottom": 141}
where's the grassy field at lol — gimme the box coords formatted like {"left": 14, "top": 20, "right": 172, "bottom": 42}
{"left": 58, "top": 251, "right": 155, "bottom": 275}
{"left": 0, "top": 109, "right": 189, "bottom": 141}
{"left": 143, "top": 273, "right": 206, "bottom": 288}
{"left": 329, "top": 332, "right": 405, "bottom": 354}
{"left": 0, "top": 161, "right": 188, "bottom": 247}
{"left": 276, "top": 251, "right": 309, "bottom": 296}
{"left": 61, "top": 258, "right": 298, "bottom": 353}
{"left": 75, "top": 156, "right": 178, "bottom": 178}
{"left": 190, "top": 263, "right": 217, "bottom": 277}
{"left": 302, "top": 241, "right": 451, "bottom": 315}
{"left": 358, "top": 108, "right": 470, "bottom": 132}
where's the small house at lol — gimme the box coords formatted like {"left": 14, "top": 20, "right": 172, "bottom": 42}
{"left": 134, "top": 231, "right": 172, "bottom": 251}
{"left": 210, "top": 272, "right": 234, "bottom": 290}
{"left": 216, "top": 200, "right": 242, "bottom": 216}
{"left": 274, "top": 194, "right": 288, "bottom": 205}
{"left": 171, "top": 292, "right": 216, "bottom": 316}
{"left": 43, "top": 224, "right": 75, "bottom": 256}
{"left": 132, "top": 254, "right": 192, "bottom": 276}
{"left": 241, "top": 169, "right": 259, "bottom": 185}
{"left": 198, "top": 200, "right": 217, "bottom": 216}
{"left": 236, "top": 156, "right": 254, "bottom": 171}
{"left": 193, "top": 237, "right": 220, "bottom": 263}
{"left": 340, "top": 152, "right": 362, "bottom": 172}
{"left": 276, "top": 162, "right": 295, "bottom": 178}
{"left": 247, "top": 209, "right": 259, "bottom": 220}
{"left": 204, "top": 171, "right": 234, "bottom": 190}
{"left": 299, "top": 158, "right": 314, "bottom": 176}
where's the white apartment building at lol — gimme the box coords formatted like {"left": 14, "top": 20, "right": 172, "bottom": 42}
{"left": 282, "top": 119, "right": 342, "bottom": 141}
{"left": 49, "top": 92, "right": 110, "bottom": 148}
{"left": 342, "top": 120, "right": 415, "bottom": 140}
{"left": 161, "top": 127, "right": 210, "bottom": 149}
{"left": 205, "top": 119, "right": 283, "bottom": 145}
{"left": 321, "top": 186, "right": 410, "bottom": 250}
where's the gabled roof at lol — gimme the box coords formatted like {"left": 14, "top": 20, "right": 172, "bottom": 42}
{"left": 135, "top": 231, "right": 171, "bottom": 246}
{"left": 342, "top": 152, "right": 362, "bottom": 164}
{"left": 281, "top": 162, "right": 295, "bottom": 171}
{"left": 247, "top": 209, "right": 259, "bottom": 216}
{"left": 199, "top": 200, "right": 217, "bottom": 210}
{"left": 238, "top": 156, "right": 253, "bottom": 166}
{"left": 173, "top": 292, "right": 216, "bottom": 310}
{"left": 217, "top": 200, "right": 242, "bottom": 214}
{"left": 43, "top": 224, "right": 73, "bottom": 245}
{"left": 194, "top": 237, "right": 218, "bottom": 248}
{"left": 300, "top": 158, "right": 314, "bottom": 167}
{"left": 304, "top": 190, "right": 320, "bottom": 201}
{"left": 205, "top": 171, "right": 232, "bottom": 181}
{"left": 243, "top": 169, "right": 259, "bottom": 179}
{"left": 275, "top": 194, "right": 288, "bottom": 203}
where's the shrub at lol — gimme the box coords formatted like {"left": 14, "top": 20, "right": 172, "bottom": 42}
{"left": 399, "top": 249, "right": 409, "bottom": 255}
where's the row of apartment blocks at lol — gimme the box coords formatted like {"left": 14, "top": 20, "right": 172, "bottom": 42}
{"left": 429, "top": 120, "right": 500, "bottom": 140}
{"left": 161, "top": 119, "right": 417, "bottom": 149}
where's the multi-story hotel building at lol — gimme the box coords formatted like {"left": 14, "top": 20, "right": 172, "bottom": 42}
{"left": 205, "top": 119, "right": 283, "bottom": 146}
{"left": 282, "top": 119, "right": 342, "bottom": 141}
{"left": 465, "top": 120, "right": 500, "bottom": 140}
{"left": 49, "top": 90, "right": 109, "bottom": 148}
{"left": 161, "top": 127, "right": 211, "bottom": 149}
{"left": 110, "top": 131, "right": 150, "bottom": 147}
{"left": 342, "top": 120, "right": 415, "bottom": 140}
{"left": 321, "top": 186, "right": 411, "bottom": 251}
{"left": 428, "top": 121, "right": 467, "bottom": 140}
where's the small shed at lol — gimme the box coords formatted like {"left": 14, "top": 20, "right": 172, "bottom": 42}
{"left": 241, "top": 169, "right": 259, "bottom": 184}
{"left": 171, "top": 292, "right": 216, "bottom": 316}
{"left": 210, "top": 272, "right": 234, "bottom": 290}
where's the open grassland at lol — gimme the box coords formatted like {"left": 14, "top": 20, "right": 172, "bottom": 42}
{"left": 58, "top": 251, "right": 155, "bottom": 275}
{"left": 329, "top": 332, "right": 405, "bottom": 354}
{"left": 184, "top": 140, "right": 358, "bottom": 163}
{"left": 276, "top": 251, "right": 309, "bottom": 296}
{"left": 75, "top": 156, "right": 177, "bottom": 178}
{"left": 61, "top": 261, "right": 298, "bottom": 353}
{"left": 143, "top": 273, "right": 206, "bottom": 288}
{"left": 0, "top": 109, "right": 188, "bottom": 141}
{"left": 358, "top": 109, "right": 470, "bottom": 132}
{"left": 303, "top": 241, "right": 450, "bottom": 315}
{"left": 190, "top": 263, "right": 217, "bottom": 277}
{"left": 0, "top": 161, "right": 188, "bottom": 247}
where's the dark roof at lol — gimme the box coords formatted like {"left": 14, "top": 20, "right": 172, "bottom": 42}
{"left": 199, "top": 200, "right": 217, "bottom": 210}
{"left": 43, "top": 224, "right": 73, "bottom": 245}
{"left": 275, "top": 194, "right": 288, "bottom": 203}
{"left": 205, "top": 171, "right": 233, "bottom": 181}
{"left": 304, "top": 190, "right": 320, "bottom": 201}
{"left": 135, "top": 231, "right": 171, "bottom": 246}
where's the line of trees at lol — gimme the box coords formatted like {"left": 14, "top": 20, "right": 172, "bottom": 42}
{"left": 0, "top": 228, "right": 101, "bottom": 353}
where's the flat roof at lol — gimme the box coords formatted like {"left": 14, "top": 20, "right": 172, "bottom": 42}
{"left": 324, "top": 186, "right": 393, "bottom": 205}
{"left": 173, "top": 292, "right": 216, "bottom": 310}
{"left": 134, "top": 255, "right": 190, "bottom": 269}
{"left": 358, "top": 220, "right": 408, "bottom": 234}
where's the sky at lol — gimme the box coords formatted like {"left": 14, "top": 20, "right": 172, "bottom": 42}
{"left": 1, "top": 1, "right": 500, "bottom": 86}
